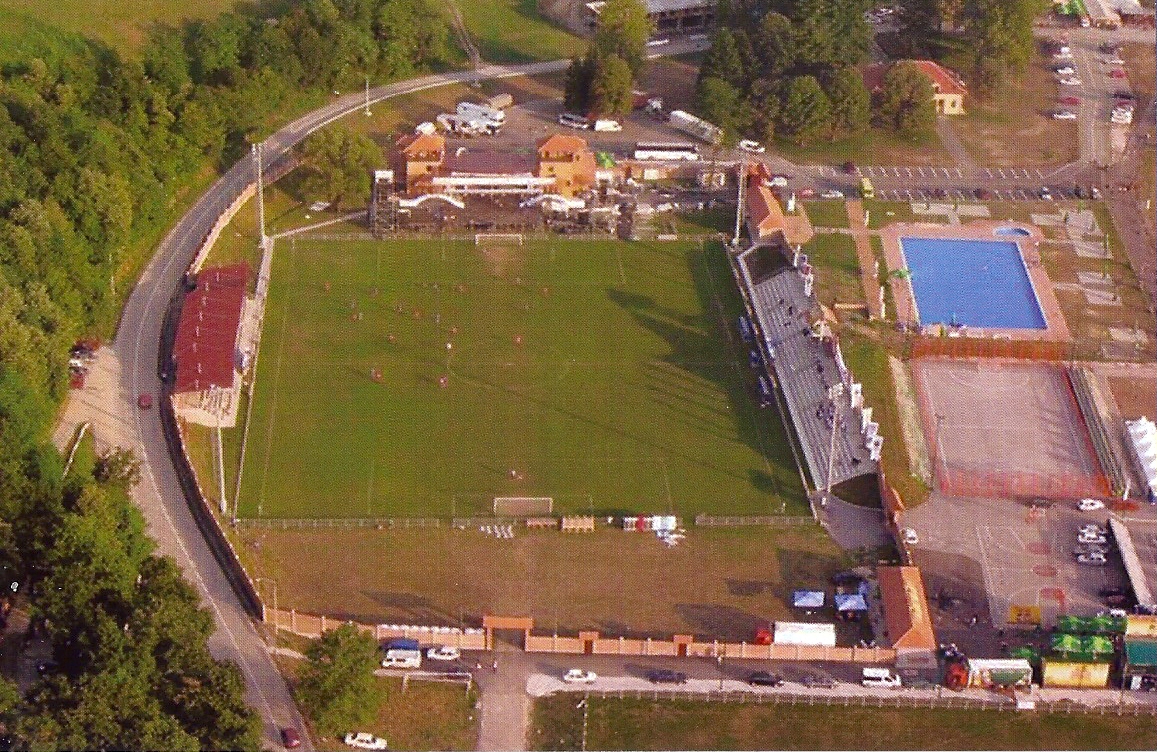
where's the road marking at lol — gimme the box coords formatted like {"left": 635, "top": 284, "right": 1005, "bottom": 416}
{"left": 905, "top": 167, "right": 913, "bottom": 177}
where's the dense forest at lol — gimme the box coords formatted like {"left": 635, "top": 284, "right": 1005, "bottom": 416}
{"left": 0, "top": 0, "right": 452, "bottom": 747}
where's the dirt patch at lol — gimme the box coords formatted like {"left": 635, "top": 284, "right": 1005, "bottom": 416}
{"left": 477, "top": 241, "right": 524, "bottom": 278}
{"left": 1107, "top": 375, "right": 1157, "bottom": 420}
{"left": 888, "top": 355, "right": 932, "bottom": 485}
{"left": 238, "top": 526, "right": 852, "bottom": 641}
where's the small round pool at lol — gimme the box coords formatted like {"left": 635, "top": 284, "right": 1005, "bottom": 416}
{"left": 994, "top": 227, "right": 1031, "bottom": 237}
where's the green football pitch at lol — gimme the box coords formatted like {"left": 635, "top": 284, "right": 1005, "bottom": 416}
{"left": 237, "top": 236, "right": 805, "bottom": 519}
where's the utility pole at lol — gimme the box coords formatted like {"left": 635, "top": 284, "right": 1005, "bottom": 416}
{"left": 254, "top": 143, "right": 267, "bottom": 247}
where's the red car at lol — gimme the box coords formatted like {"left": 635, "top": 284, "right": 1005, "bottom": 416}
{"left": 280, "top": 728, "right": 301, "bottom": 749}
{"left": 137, "top": 394, "right": 153, "bottom": 410}
{"left": 1059, "top": 96, "right": 1080, "bottom": 105}
{"left": 1109, "top": 69, "right": 1126, "bottom": 79}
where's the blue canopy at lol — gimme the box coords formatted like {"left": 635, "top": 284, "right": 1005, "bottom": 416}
{"left": 835, "top": 593, "right": 868, "bottom": 612}
{"left": 792, "top": 590, "right": 826, "bottom": 609}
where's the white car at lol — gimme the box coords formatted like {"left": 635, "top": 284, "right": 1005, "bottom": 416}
{"left": 1104, "top": 57, "right": 1125, "bottom": 65}
{"left": 1059, "top": 77, "right": 1082, "bottom": 86}
{"left": 344, "top": 732, "right": 388, "bottom": 750}
{"left": 425, "top": 645, "right": 461, "bottom": 661}
{"left": 1078, "top": 531, "right": 1108, "bottom": 544}
{"left": 820, "top": 189, "right": 845, "bottom": 199}
{"left": 1054, "top": 66, "right": 1076, "bottom": 76}
{"left": 563, "top": 668, "right": 598, "bottom": 684}
{"left": 1077, "top": 498, "right": 1105, "bottom": 511}
{"left": 737, "top": 139, "right": 765, "bottom": 153}
{"left": 1077, "top": 552, "right": 1108, "bottom": 566}
{"left": 1053, "top": 110, "right": 1078, "bottom": 120}
{"left": 1079, "top": 523, "right": 1106, "bottom": 535}
{"left": 901, "top": 528, "right": 919, "bottom": 545}
{"left": 769, "top": 175, "right": 789, "bottom": 187}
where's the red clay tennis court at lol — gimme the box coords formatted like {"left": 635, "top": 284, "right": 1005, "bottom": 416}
{"left": 912, "top": 358, "right": 1109, "bottom": 499}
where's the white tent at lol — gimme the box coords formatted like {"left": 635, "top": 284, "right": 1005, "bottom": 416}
{"left": 773, "top": 621, "right": 837, "bottom": 647}
{"left": 1126, "top": 417, "right": 1157, "bottom": 501}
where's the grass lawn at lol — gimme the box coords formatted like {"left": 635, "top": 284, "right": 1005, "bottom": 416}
{"left": 530, "top": 694, "right": 1157, "bottom": 750}
{"left": 803, "top": 234, "right": 862, "bottom": 309}
{"left": 864, "top": 201, "right": 923, "bottom": 229}
{"left": 454, "top": 0, "right": 585, "bottom": 63}
{"left": 276, "top": 655, "right": 479, "bottom": 751}
{"left": 774, "top": 128, "right": 953, "bottom": 167}
{"left": 801, "top": 202, "right": 850, "bottom": 229}
{"left": 237, "top": 237, "right": 804, "bottom": 519}
{"left": 0, "top": 0, "right": 237, "bottom": 53}
{"left": 943, "top": 47, "right": 1080, "bottom": 167}
{"left": 237, "top": 525, "right": 853, "bottom": 639}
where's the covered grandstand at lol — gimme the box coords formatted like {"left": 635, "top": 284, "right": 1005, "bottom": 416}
{"left": 1108, "top": 518, "right": 1157, "bottom": 614}
{"left": 732, "top": 243, "right": 878, "bottom": 496}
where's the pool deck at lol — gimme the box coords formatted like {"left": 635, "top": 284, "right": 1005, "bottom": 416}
{"left": 880, "top": 220, "right": 1071, "bottom": 343}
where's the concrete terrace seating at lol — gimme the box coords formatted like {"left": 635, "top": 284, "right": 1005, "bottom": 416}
{"left": 736, "top": 246, "right": 876, "bottom": 491}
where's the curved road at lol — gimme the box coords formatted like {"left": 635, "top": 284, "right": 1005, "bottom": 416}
{"left": 57, "top": 46, "right": 708, "bottom": 751}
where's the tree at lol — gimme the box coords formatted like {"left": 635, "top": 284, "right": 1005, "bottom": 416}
{"left": 756, "top": 12, "right": 796, "bottom": 79}
{"left": 826, "top": 67, "right": 871, "bottom": 137}
{"left": 296, "top": 129, "right": 381, "bottom": 208}
{"left": 700, "top": 28, "right": 745, "bottom": 90}
{"left": 591, "top": 54, "right": 634, "bottom": 117}
{"left": 93, "top": 446, "right": 142, "bottom": 489}
{"left": 297, "top": 624, "right": 382, "bottom": 736}
{"left": 592, "top": 0, "right": 653, "bottom": 79}
{"left": 563, "top": 53, "right": 596, "bottom": 114}
{"left": 961, "top": 0, "right": 1041, "bottom": 87}
{"left": 874, "top": 61, "right": 936, "bottom": 135}
{"left": 778, "top": 75, "right": 832, "bottom": 146}
{"left": 695, "top": 76, "right": 751, "bottom": 145}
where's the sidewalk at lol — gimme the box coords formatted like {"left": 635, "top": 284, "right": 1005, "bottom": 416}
{"left": 845, "top": 200, "right": 884, "bottom": 320}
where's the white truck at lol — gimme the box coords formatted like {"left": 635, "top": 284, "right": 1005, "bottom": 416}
{"left": 593, "top": 119, "right": 622, "bottom": 131}
{"left": 436, "top": 113, "right": 496, "bottom": 136}
{"left": 380, "top": 638, "right": 422, "bottom": 668}
{"left": 668, "top": 109, "right": 723, "bottom": 145}
{"left": 457, "top": 101, "right": 505, "bottom": 127}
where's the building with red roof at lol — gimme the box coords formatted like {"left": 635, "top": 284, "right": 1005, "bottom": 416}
{"left": 172, "top": 264, "right": 249, "bottom": 396}
{"left": 861, "top": 60, "right": 967, "bottom": 115}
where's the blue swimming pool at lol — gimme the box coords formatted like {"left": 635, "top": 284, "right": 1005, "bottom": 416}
{"left": 900, "top": 237, "right": 1047, "bottom": 329}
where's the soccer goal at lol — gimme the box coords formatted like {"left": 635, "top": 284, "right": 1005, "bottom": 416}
{"left": 493, "top": 496, "right": 552, "bottom": 516}
{"left": 475, "top": 233, "right": 524, "bottom": 247}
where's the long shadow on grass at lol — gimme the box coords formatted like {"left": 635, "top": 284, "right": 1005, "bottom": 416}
{"left": 606, "top": 244, "right": 805, "bottom": 512}
{"left": 672, "top": 604, "right": 767, "bottom": 641}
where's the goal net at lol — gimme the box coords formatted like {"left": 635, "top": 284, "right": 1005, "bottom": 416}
{"left": 493, "top": 496, "right": 552, "bottom": 516}
{"left": 475, "top": 233, "right": 524, "bottom": 247}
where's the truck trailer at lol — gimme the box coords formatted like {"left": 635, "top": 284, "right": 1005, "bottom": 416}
{"left": 667, "top": 109, "right": 723, "bottom": 146}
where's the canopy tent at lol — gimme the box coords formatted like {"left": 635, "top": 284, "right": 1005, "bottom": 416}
{"left": 834, "top": 593, "right": 868, "bottom": 612}
{"left": 1052, "top": 633, "right": 1083, "bottom": 656}
{"left": 1082, "top": 635, "right": 1115, "bottom": 655}
{"left": 1057, "top": 615, "right": 1083, "bottom": 633}
{"left": 792, "top": 590, "right": 826, "bottom": 609}
{"left": 773, "top": 621, "right": 837, "bottom": 647}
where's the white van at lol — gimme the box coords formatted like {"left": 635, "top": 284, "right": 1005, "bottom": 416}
{"left": 593, "top": 119, "right": 622, "bottom": 132}
{"left": 861, "top": 667, "right": 902, "bottom": 688}
{"left": 381, "top": 654, "right": 422, "bottom": 669}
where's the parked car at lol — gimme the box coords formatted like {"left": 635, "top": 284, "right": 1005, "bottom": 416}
{"left": 800, "top": 674, "right": 837, "bottom": 688}
{"left": 281, "top": 728, "right": 302, "bottom": 749}
{"left": 1078, "top": 531, "right": 1108, "bottom": 544}
{"left": 820, "top": 189, "right": 845, "bottom": 199}
{"left": 1060, "top": 95, "right": 1081, "bottom": 105}
{"left": 1054, "top": 65, "right": 1076, "bottom": 75}
{"left": 1113, "top": 90, "right": 1135, "bottom": 101}
{"left": 901, "top": 528, "right": 919, "bottom": 545}
{"left": 1059, "top": 77, "right": 1082, "bottom": 86}
{"left": 1079, "top": 523, "right": 1106, "bottom": 535}
{"left": 1100, "top": 586, "right": 1127, "bottom": 598}
{"left": 842, "top": 161, "right": 858, "bottom": 174}
{"left": 1109, "top": 69, "right": 1127, "bottom": 79}
{"left": 748, "top": 671, "right": 784, "bottom": 687}
{"left": 974, "top": 187, "right": 993, "bottom": 200}
{"left": 344, "top": 732, "right": 388, "bottom": 750}
{"left": 647, "top": 669, "right": 688, "bottom": 684}
{"left": 737, "top": 139, "right": 765, "bottom": 153}
{"left": 1078, "top": 498, "right": 1105, "bottom": 511}
{"left": 1090, "top": 186, "right": 1102, "bottom": 199}
{"left": 425, "top": 645, "right": 461, "bottom": 661}
{"left": 1053, "top": 110, "right": 1078, "bottom": 120}
{"left": 799, "top": 187, "right": 816, "bottom": 198}
{"left": 1077, "top": 552, "right": 1108, "bottom": 566}
{"left": 1039, "top": 186, "right": 1053, "bottom": 200}
{"left": 769, "top": 175, "right": 790, "bottom": 187}
{"left": 932, "top": 188, "right": 947, "bottom": 198}
{"left": 1104, "top": 57, "right": 1126, "bottom": 65}
{"left": 563, "top": 668, "right": 598, "bottom": 684}
{"left": 1073, "top": 544, "right": 1109, "bottom": 556}
{"left": 137, "top": 393, "right": 153, "bottom": 409}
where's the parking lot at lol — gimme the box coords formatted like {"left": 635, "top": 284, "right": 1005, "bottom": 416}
{"left": 907, "top": 493, "right": 1132, "bottom": 632}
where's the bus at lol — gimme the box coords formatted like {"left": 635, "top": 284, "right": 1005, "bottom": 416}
{"left": 633, "top": 142, "right": 700, "bottom": 161}
{"left": 860, "top": 177, "right": 875, "bottom": 199}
